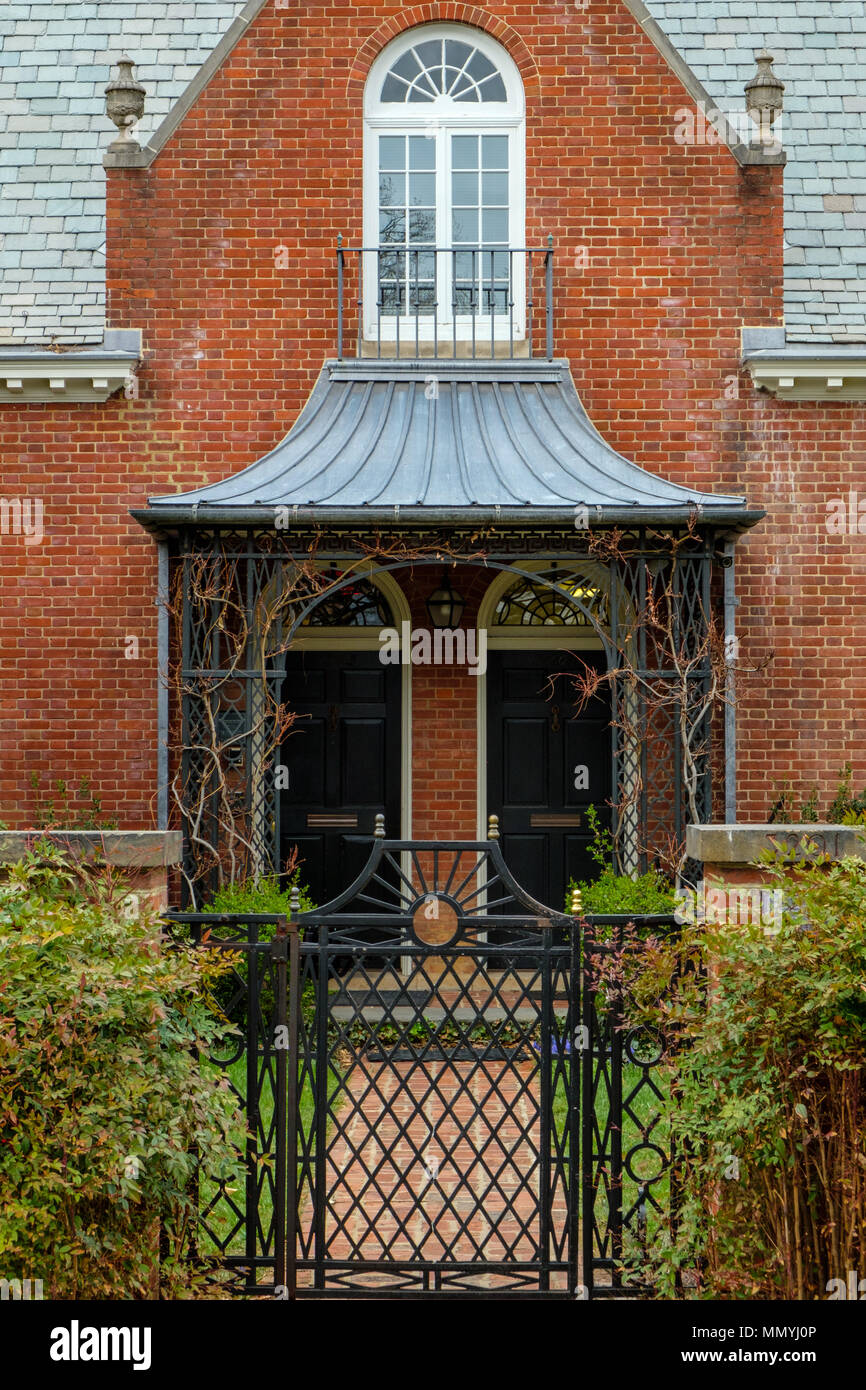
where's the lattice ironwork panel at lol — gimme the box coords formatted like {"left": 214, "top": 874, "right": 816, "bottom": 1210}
{"left": 581, "top": 921, "right": 676, "bottom": 1299}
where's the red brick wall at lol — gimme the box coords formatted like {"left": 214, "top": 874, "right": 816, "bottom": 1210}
{"left": 0, "top": 0, "right": 862, "bottom": 835}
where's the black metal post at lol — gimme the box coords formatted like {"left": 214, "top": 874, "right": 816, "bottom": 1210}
{"left": 273, "top": 916, "right": 289, "bottom": 1294}
{"left": 286, "top": 914, "right": 301, "bottom": 1301}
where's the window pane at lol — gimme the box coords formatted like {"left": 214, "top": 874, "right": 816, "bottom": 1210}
{"left": 482, "top": 208, "right": 508, "bottom": 242}
{"left": 407, "top": 249, "right": 436, "bottom": 280}
{"left": 409, "top": 172, "right": 435, "bottom": 206}
{"left": 452, "top": 208, "right": 478, "bottom": 242}
{"left": 444, "top": 41, "right": 473, "bottom": 71}
{"left": 407, "top": 82, "right": 435, "bottom": 102}
{"left": 453, "top": 86, "right": 480, "bottom": 103}
{"left": 409, "top": 208, "right": 436, "bottom": 242}
{"left": 451, "top": 170, "right": 477, "bottom": 205}
{"left": 377, "top": 250, "right": 404, "bottom": 280}
{"left": 381, "top": 74, "right": 408, "bottom": 103}
{"left": 392, "top": 51, "right": 422, "bottom": 80}
{"left": 379, "top": 172, "right": 405, "bottom": 207}
{"left": 451, "top": 135, "right": 478, "bottom": 169}
{"left": 482, "top": 171, "right": 508, "bottom": 204}
{"left": 379, "top": 210, "right": 405, "bottom": 242}
{"left": 379, "top": 136, "right": 405, "bottom": 171}
{"left": 482, "top": 135, "right": 509, "bottom": 168}
{"left": 466, "top": 50, "right": 496, "bottom": 81}
{"left": 478, "top": 74, "right": 507, "bottom": 102}
{"left": 409, "top": 136, "right": 436, "bottom": 170}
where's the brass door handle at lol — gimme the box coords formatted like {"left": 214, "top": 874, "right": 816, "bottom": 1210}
{"left": 551, "top": 704, "right": 561, "bottom": 733}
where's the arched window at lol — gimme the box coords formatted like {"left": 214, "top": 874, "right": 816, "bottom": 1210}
{"left": 364, "top": 24, "right": 525, "bottom": 342}
{"left": 494, "top": 571, "right": 609, "bottom": 628}
{"left": 300, "top": 575, "right": 393, "bottom": 627}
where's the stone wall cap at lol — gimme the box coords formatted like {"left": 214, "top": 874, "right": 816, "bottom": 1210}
{"left": 0, "top": 829, "right": 182, "bottom": 868}
{"left": 687, "top": 822, "right": 866, "bottom": 864}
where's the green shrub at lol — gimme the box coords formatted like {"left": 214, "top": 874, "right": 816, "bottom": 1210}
{"left": 0, "top": 849, "right": 242, "bottom": 1298}
{"left": 618, "top": 849, "right": 866, "bottom": 1298}
{"left": 566, "top": 805, "right": 676, "bottom": 915}
{"left": 204, "top": 871, "right": 315, "bottom": 919}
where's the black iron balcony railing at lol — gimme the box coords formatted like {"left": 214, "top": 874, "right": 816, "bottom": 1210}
{"left": 336, "top": 238, "right": 554, "bottom": 361}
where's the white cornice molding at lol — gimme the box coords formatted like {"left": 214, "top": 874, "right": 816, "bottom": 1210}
{"left": 742, "top": 329, "right": 866, "bottom": 401}
{"left": 0, "top": 332, "right": 140, "bottom": 404}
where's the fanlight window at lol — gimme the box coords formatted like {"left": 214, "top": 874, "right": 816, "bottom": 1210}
{"left": 300, "top": 576, "right": 393, "bottom": 627}
{"left": 381, "top": 38, "right": 508, "bottom": 104}
{"left": 494, "top": 572, "right": 608, "bottom": 627}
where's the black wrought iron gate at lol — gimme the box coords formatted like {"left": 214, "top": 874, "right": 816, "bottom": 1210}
{"left": 166, "top": 833, "right": 674, "bottom": 1299}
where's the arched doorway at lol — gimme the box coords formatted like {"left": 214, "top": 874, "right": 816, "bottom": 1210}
{"left": 279, "top": 566, "right": 411, "bottom": 905}
{"left": 477, "top": 562, "right": 613, "bottom": 907}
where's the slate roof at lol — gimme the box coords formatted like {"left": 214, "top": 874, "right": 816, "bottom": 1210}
{"left": 647, "top": 1, "right": 866, "bottom": 344}
{"left": 0, "top": 1, "right": 864, "bottom": 347}
{"left": 138, "top": 359, "right": 760, "bottom": 527}
{"left": 0, "top": 1, "right": 244, "bottom": 345}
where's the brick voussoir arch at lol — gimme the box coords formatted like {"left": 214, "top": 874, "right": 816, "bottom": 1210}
{"left": 347, "top": 4, "right": 540, "bottom": 101}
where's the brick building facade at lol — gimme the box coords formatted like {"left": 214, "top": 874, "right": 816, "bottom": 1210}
{"left": 2, "top": 1, "right": 865, "bottom": 909}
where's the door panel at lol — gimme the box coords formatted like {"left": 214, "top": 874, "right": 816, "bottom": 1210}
{"left": 487, "top": 649, "right": 611, "bottom": 910}
{"left": 281, "top": 650, "right": 400, "bottom": 908}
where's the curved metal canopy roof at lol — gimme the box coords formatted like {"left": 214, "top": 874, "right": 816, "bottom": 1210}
{"left": 136, "top": 359, "right": 762, "bottom": 531}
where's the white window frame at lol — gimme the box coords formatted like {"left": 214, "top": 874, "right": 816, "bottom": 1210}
{"left": 363, "top": 24, "right": 526, "bottom": 344}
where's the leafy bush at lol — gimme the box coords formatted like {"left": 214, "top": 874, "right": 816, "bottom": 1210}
{"left": 204, "top": 871, "right": 315, "bottom": 919}
{"left": 0, "top": 849, "right": 242, "bottom": 1298}
{"left": 617, "top": 848, "right": 866, "bottom": 1298}
{"left": 566, "top": 806, "right": 676, "bottom": 915}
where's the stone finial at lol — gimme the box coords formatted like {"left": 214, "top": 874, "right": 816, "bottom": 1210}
{"left": 745, "top": 51, "right": 784, "bottom": 142}
{"left": 105, "top": 56, "right": 146, "bottom": 149}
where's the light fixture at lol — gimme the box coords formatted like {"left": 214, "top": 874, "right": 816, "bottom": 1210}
{"left": 426, "top": 570, "right": 465, "bottom": 629}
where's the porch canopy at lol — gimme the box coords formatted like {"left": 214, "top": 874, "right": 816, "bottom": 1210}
{"left": 132, "top": 359, "right": 762, "bottom": 531}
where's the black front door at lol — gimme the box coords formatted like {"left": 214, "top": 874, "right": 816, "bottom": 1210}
{"left": 280, "top": 650, "right": 400, "bottom": 907}
{"left": 487, "top": 648, "right": 611, "bottom": 910}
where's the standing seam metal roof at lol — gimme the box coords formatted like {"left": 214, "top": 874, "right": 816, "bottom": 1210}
{"left": 143, "top": 359, "right": 756, "bottom": 521}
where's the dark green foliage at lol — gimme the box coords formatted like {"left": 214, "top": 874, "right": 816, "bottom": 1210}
{"left": 0, "top": 849, "right": 241, "bottom": 1298}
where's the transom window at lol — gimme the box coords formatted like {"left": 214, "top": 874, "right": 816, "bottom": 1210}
{"left": 364, "top": 24, "right": 525, "bottom": 342}
{"left": 381, "top": 37, "right": 508, "bottom": 104}
{"left": 494, "top": 572, "right": 609, "bottom": 627}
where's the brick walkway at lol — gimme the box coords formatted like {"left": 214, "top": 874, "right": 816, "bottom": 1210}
{"left": 299, "top": 1055, "right": 569, "bottom": 1292}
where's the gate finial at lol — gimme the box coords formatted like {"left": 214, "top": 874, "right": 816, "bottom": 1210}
{"left": 570, "top": 885, "right": 582, "bottom": 917}
{"left": 374, "top": 813, "right": 386, "bottom": 838}
{"left": 289, "top": 885, "right": 301, "bottom": 914}
{"left": 488, "top": 813, "right": 499, "bottom": 840}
